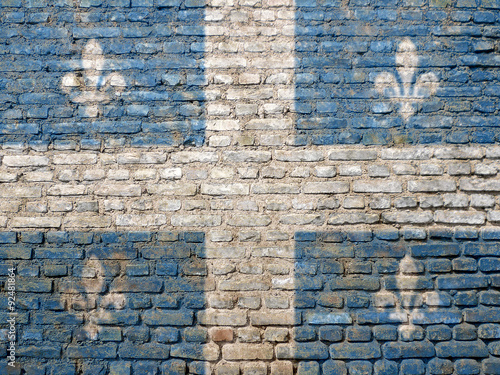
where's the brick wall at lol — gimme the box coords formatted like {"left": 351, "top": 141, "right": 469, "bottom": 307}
{"left": 1, "top": 0, "right": 500, "bottom": 374}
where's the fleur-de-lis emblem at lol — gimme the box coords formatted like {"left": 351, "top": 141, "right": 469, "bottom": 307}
{"left": 62, "top": 256, "right": 126, "bottom": 341}
{"left": 61, "top": 39, "right": 126, "bottom": 104}
{"left": 374, "top": 38, "right": 439, "bottom": 120}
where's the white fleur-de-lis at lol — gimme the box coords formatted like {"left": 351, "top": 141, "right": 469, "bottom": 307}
{"left": 61, "top": 39, "right": 126, "bottom": 105}
{"left": 374, "top": 38, "right": 439, "bottom": 120}
{"left": 62, "top": 256, "right": 126, "bottom": 341}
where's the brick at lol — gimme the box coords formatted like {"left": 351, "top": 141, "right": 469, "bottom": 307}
{"left": 385, "top": 276, "right": 433, "bottom": 290}
{"left": 0, "top": 187, "right": 41, "bottom": 198}
{"left": 116, "top": 214, "right": 167, "bottom": 227}
{"left": 331, "top": 277, "right": 380, "bottom": 291}
{"left": 246, "top": 119, "right": 292, "bottom": 130}
{"left": 276, "top": 342, "right": 329, "bottom": 360}
{"left": 67, "top": 344, "right": 117, "bottom": 359}
{"left": 382, "top": 341, "right": 435, "bottom": 359}
{"left": 223, "top": 344, "right": 273, "bottom": 360}
{"left": 170, "top": 343, "right": 218, "bottom": 361}
{"left": 118, "top": 342, "right": 169, "bottom": 360}
{"left": 90, "top": 311, "right": 139, "bottom": 325}
{"left": 435, "top": 211, "right": 486, "bottom": 225}
{"left": 94, "top": 184, "right": 141, "bottom": 197}
{"left": 328, "top": 213, "right": 379, "bottom": 225}
{"left": 353, "top": 181, "right": 402, "bottom": 193}
{"left": 460, "top": 178, "right": 500, "bottom": 192}
{"left": 381, "top": 148, "right": 433, "bottom": 160}
{"left": 201, "top": 183, "right": 249, "bottom": 195}
{"left": 305, "top": 312, "right": 352, "bottom": 325}
{"left": 250, "top": 312, "right": 299, "bottom": 326}
{"left": 171, "top": 215, "right": 221, "bottom": 227}
{"left": 53, "top": 153, "right": 97, "bottom": 165}
{"left": 275, "top": 150, "right": 324, "bottom": 162}
{"left": 18, "top": 345, "right": 61, "bottom": 359}
{"left": 411, "top": 311, "right": 462, "bottom": 324}
{"left": 147, "top": 183, "right": 197, "bottom": 196}
{"left": 198, "top": 311, "right": 247, "bottom": 326}
{"left": 228, "top": 215, "right": 271, "bottom": 227}
{"left": 142, "top": 310, "right": 193, "bottom": 326}
{"left": 382, "top": 211, "right": 433, "bottom": 224}
{"left": 408, "top": 180, "right": 456, "bottom": 192}
{"left": 330, "top": 342, "right": 381, "bottom": 360}
{"left": 251, "top": 183, "right": 300, "bottom": 194}
{"left": 111, "top": 278, "right": 162, "bottom": 292}
{"left": 117, "top": 153, "right": 166, "bottom": 164}
{"left": 437, "top": 275, "right": 488, "bottom": 289}
{"left": 411, "top": 244, "right": 460, "bottom": 257}
{"left": 11, "top": 217, "right": 61, "bottom": 228}
{"left": 223, "top": 151, "right": 271, "bottom": 163}
{"left": 435, "top": 341, "right": 488, "bottom": 358}
{"left": 304, "top": 182, "right": 349, "bottom": 194}
{"left": 63, "top": 216, "right": 111, "bottom": 228}
{"left": 220, "top": 278, "right": 270, "bottom": 291}
{"left": 2, "top": 155, "right": 48, "bottom": 167}
{"left": 329, "top": 149, "right": 377, "bottom": 160}
{"left": 435, "top": 147, "right": 485, "bottom": 159}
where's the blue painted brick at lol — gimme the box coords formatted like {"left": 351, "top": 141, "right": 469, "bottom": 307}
{"left": 157, "top": 327, "right": 180, "bottom": 343}
{"left": 20, "top": 232, "right": 43, "bottom": 244}
{"left": 45, "top": 231, "right": 69, "bottom": 244}
{"left": 100, "top": 232, "right": 122, "bottom": 243}
{"left": 482, "top": 228, "right": 500, "bottom": 240}
{"left": 127, "top": 231, "right": 152, "bottom": 242}
{"left": 183, "top": 294, "right": 206, "bottom": 309}
{"left": 0, "top": 232, "right": 16, "bottom": 244}
{"left": 183, "top": 232, "right": 204, "bottom": 243}
{"left": 375, "top": 230, "right": 400, "bottom": 241}
{"left": 156, "top": 262, "right": 178, "bottom": 276}
{"left": 455, "top": 228, "right": 479, "bottom": 239}
{"left": 72, "top": 232, "right": 93, "bottom": 245}
{"left": 295, "top": 232, "right": 317, "bottom": 242}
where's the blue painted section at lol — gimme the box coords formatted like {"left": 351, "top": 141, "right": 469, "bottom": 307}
{"left": 294, "top": 231, "right": 500, "bottom": 371}
{"left": 0, "top": 2, "right": 205, "bottom": 146}
{"left": 295, "top": 2, "right": 500, "bottom": 145}
{"left": 0, "top": 231, "right": 207, "bottom": 374}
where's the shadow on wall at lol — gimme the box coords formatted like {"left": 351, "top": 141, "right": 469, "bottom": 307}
{"left": 292, "top": 231, "right": 500, "bottom": 374}
{"left": 294, "top": 1, "right": 500, "bottom": 146}
{"left": 0, "top": 1, "right": 205, "bottom": 147}
{"left": 0, "top": 231, "right": 213, "bottom": 375}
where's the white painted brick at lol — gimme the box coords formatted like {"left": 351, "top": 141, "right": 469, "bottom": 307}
{"left": 170, "top": 152, "right": 218, "bottom": 164}
{"left": 116, "top": 214, "right": 167, "bottom": 227}
{"left": 246, "top": 119, "right": 292, "bottom": 130}
{"left": 159, "top": 168, "right": 182, "bottom": 180}
{"left": 0, "top": 186, "right": 41, "bottom": 198}
{"left": 157, "top": 200, "right": 182, "bottom": 212}
{"left": 53, "top": 153, "right": 97, "bottom": 165}
{"left": 275, "top": 150, "right": 324, "bottom": 162}
{"left": 107, "top": 169, "right": 130, "bottom": 180}
{"left": 24, "top": 171, "right": 54, "bottom": 182}
{"left": 11, "top": 217, "right": 61, "bottom": 228}
{"left": 94, "top": 184, "right": 141, "bottom": 197}
{"left": 47, "top": 185, "right": 86, "bottom": 196}
{"left": 64, "top": 216, "right": 112, "bottom": 228}
{"left": 2, "top": 155, "right": 49, "bottom": 167}
{"left": 117, "top": 153, "right": 166, "bottom": 164}
{"left": 303, "top": 182, "right": 349, "bottom": 194}
{"left": 207, "top": 120, "right": 240, "bottom": 131}
{"left": 171, "top": 215, "right": 222, "bottom": 227}
{"left": 147, "top": 183, "right": 197, "bottom": 196}
{"left": 434, "top": 211, "right": 486, "bottom": 225}
{"left": 223, "top": 151, "right": 271, "bottom": 163}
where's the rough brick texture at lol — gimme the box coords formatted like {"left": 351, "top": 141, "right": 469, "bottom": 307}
{"left": 0, "top": 230, "right": 499, "bottom": 374}
{"left": 2, "top": 0, "right": 500, "bottom": 374}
